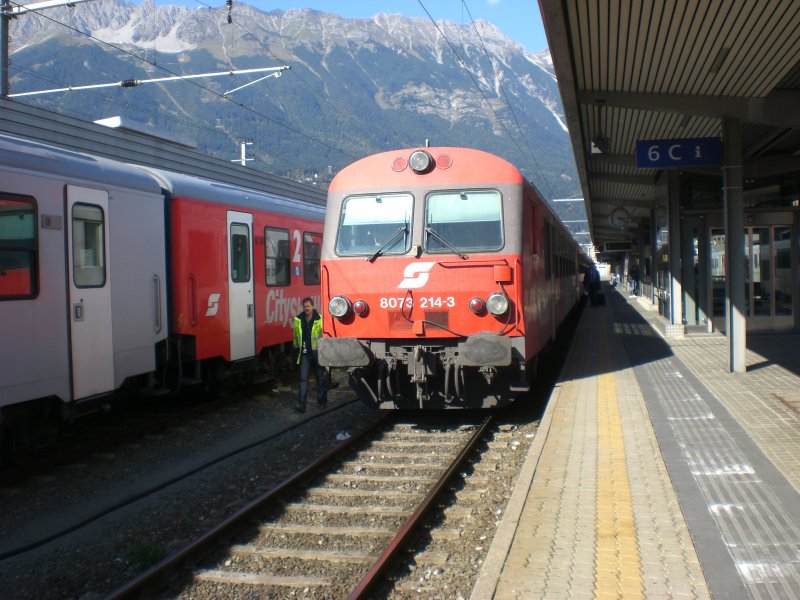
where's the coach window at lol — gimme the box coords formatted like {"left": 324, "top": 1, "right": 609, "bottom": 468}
{"left": 303, "top": 232, "right": 322, "bottom": 285}
{"left": 230, "top": 224, "right": 250, "bottom": 283}
{"left": 425, "top": 190, "right": 502, "bottom": 253}
{"left": 335, "top": 193, "right": 412, "bottom": 256}
{"left": 265, "top": 227, "right": 290, "bottom": 286}
{"left": 0, "top": 195, "right": 37, "bottom": 298}
{"left": 72, "top": 203, "right": 106, "bottom": 287}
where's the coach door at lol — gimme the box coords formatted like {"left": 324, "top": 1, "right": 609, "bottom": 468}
{"left": 67, "top": 185, "right": 115, "bottom": 399}
{"left": 227, "top": 212, "right": 255, "bottom": 361}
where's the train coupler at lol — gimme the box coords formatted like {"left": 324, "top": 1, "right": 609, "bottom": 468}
{"left": 478, "top": 366, "right": 497, "bottom": 385}
{"left": 509, "top": 363, "right": 531, "bottom": 393}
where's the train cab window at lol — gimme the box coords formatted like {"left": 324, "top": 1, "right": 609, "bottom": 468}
{"left": 230, "top": 224, "right": 251, "bottom": 283}
{"left": 0, "top": 195, "right": 37, "bottom": 299}
{"left": 425, "top": 190, "right": 502, "bottom": 253}
{"left": 303, "top": 232, "right": 322, "bottom": 285}
{"left": 72, "top": 203, "right": 106, "bottom": 288}
{"left": 335, "top": 193, "right": 412, "bottom": 256}
{"left": 265, "top": 227, "right": 290, "bottom": 286}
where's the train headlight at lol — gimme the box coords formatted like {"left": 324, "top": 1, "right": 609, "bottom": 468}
{"left": 409, "top": 150, "right": 433, "bottom": 174}
{"left": 469, "top": 297, "right": 486, "bottom": 314}
{"left": 352, "top": 299, "right": 369, "bottom": 316}
{"left": 329, "top": 295, "right": 351, "bottom": 318}
{"left": 486, "top": 292, "right": 509, "bottom": 316}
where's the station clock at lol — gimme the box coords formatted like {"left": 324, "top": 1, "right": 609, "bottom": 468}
{"left": 608, "top": 206, "right": 631, "bottom": 229}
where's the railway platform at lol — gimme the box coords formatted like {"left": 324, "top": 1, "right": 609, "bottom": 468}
{"left": 472, "top": 285, "right": 800, "bottom": 599}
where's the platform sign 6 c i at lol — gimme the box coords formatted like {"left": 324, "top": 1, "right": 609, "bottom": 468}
{"left": 635, "top": 137, "right": 722, "bottom": 168}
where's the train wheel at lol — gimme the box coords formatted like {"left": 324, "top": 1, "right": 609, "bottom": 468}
{"left": 0, "top": 399, "right": 60, "bottom": 466}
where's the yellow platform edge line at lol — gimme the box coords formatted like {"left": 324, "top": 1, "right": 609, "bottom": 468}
{"left": 595, "top": 371, "right": 643, "bottom": 597}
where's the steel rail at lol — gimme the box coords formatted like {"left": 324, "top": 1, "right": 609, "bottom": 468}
{"left": 348, "top": 415, "right": 495, "bottom": 600}
{"left": 103, "top": 411, "right": 391, "bottom": 600}
{"left": 0, "top": 395, "right": 234, "bottom": 487}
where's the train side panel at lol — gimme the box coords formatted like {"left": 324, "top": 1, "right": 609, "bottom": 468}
{"left": 0, "top": 132, "right": 328, "bottom": 459}
{"left": 1, "top": 172, "right": 71, "bottom": 407}
{"left": 254, "top": 216, "right": 322, "bottom": 352}
{"left": 170, "top": 197, "right": 231, "bottom": 361}
{"left": 0, "top": 136, "right": 168, "bottom": 408}
{"left": 521, "top": 187, "right": 552, "bottom": 361}
{"left": 164, "top": 182, "right": 325, "bottom": 365}
{"left": 109, "top": 187, "right": 168, "bottom": 386}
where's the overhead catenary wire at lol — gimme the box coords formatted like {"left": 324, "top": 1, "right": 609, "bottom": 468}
{"left": 457, "top": 0, "right": 556, "bottom": 200}
{"left": 8, "top": 66, "right": 291, "bottom": 97}
{"left": 198, "top": 0, "right": 559, "bottom": 165}
{"left": 4, "top": 0, "right": 357, "bottom": 161}
{"left": 415, "top": 0, "right": 555, "bottom": 200}
{"left": 191, "top": 0, "right": 389, "bottom": 156}
{"left": 8, "top": 61, "right": 242, "bottom": 136}
{"left": 8, "top": 0, "right": 561, "bottom": 178}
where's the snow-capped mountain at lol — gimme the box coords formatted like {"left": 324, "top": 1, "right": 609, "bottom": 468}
{"left": 9, "top": 0, "right": 578, "bottom": 198}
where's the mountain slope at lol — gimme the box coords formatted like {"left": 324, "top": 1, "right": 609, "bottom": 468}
{"left": 9, "top": 0, "right": 579, "bottom": 201}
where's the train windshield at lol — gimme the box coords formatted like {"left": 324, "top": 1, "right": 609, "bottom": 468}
{"left": 336, "top": 193, "right": 412, "bottom": 256}
{"left": 425, "top": 190, "right": 503, "bottom": 253}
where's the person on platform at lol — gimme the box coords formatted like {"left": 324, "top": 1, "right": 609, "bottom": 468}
{"left": 630, "top": 264, "right": 640, "bottom": 297}
{"left": 292, "top": 297, "right": 329, "bottom": 412}
{"left": 583, "top": 264, "right": 601, "bottom": 306}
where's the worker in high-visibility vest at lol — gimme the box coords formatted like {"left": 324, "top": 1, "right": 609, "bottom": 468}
{"left": 292, "top": 297, "right": 329, "bottom": 412}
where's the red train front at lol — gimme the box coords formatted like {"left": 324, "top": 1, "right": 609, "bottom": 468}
{"left": 319, "top": 147, "right": 583, "bottom": 409}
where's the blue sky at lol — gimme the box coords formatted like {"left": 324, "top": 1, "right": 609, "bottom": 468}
{"left": 162, "top": 0, "right": 549, "bottom": 54}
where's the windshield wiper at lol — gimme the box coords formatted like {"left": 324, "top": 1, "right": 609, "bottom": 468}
{"left": 425, "top": 227, "right": 468, "bottom": 259}
{"left": 366, "top": 225, "right": 408, "bottom": 262}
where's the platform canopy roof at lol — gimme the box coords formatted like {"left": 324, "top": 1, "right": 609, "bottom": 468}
{"left": 539, "top": 0, "right": 800, "bottom": 248}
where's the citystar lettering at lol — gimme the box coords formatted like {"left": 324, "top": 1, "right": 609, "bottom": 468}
{"left": 265, "top": 290, "right": 321, "bottom": 327}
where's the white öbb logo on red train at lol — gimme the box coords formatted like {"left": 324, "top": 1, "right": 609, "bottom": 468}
{"left": 398, "top": 262, "right": 435, "bottom": 289}
{"left": 205, "top": 293, "right": 221, "bottom": 317}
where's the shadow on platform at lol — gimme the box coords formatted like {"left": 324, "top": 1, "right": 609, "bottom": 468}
{"left": 746, "top": 333, "right": 800, "bottom": 378}
{"left": 564, "top": 287, "right": 675, "bottom": 382}
{"left": 584, "top": 285, "right": 800, "bottom": 381}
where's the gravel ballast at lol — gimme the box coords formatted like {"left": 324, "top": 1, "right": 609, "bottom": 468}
{"left": 1, "top": 375, "right": 541, "bottom": 600}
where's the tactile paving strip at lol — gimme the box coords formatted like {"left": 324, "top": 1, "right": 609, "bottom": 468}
{"left": 616, "top": 300, "right": 800, "bottom": 600}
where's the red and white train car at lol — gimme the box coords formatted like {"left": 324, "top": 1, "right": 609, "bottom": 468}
{"left": 144, "top": 169, "right": 325, "bottom": 384}
{"left": 318, "top": 146, "right": 586, "bottom": 409}
{"left": 1, "top": 135, "right": 168, "bottom": 427}
{"left": 0, "top": 133, "right": 324, "bottom": 454}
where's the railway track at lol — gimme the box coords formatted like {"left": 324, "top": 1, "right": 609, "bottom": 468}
{"left": 106, "top": 413, "right": 495, "bottom": 599}
{"left": 0, "top": 390, "right": 241, "bottom": 487}
{"left": 0, "top": 363, "right": 314, "bottom": 487}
